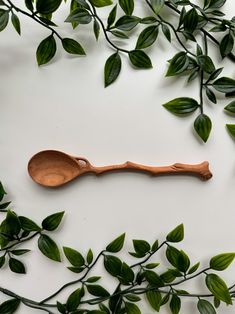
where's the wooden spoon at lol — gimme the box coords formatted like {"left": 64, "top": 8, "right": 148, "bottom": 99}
{"left": 28, "top": 150, "right": 213, "bottom": 187}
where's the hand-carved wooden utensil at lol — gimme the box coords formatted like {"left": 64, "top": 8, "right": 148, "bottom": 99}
{"left": 28, "top": 150, "right": 213, "bottom": 187}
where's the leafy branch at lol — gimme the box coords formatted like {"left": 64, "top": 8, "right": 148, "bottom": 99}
{"left": 1, "top": 181, "right": 235, "bottom": 314}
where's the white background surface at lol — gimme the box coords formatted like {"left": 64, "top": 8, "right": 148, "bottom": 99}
{"left": 1, "top": 0, "right": 235, "bottom": 313}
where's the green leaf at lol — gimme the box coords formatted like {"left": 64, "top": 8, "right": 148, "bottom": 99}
{"left": 25, "top": 0, "right": 34, "bottom": 12}
{"left": 145, "top": 262, "right": 160, "bottom": 269}
{"left": 160, "top": 269, "right": 178, "bottom": 283}
{"left": 89, "top": 0, "right": 113, "bottom": 7}
{"left": 67, "top": 266, "right": 85, "bottom": 273}
{"left": 11, "top": 13, "right": 21, "bottom": 35}
{"left": 133, "top": 239, "right": 150, "bottom": 255}
{"left": 197, "top": 55, "right": 215, "bottom": 74}
{"left": 104, "top": 255, "right": 122, "bottom": 276}
{"left": 151, "top": 0, "right": 165, "bottom": 14}
{"left": 118, "top": 0, "right": 134, "bottom": 15}
{"left": 65, "top": 8, "right": 92, "bottom": 24}
{"left": 145, "top": 270, "right": 164, "bottom": 287}
{"left": 125, "top": 302, "right": 141, "bottom": 314}
{"left": 99, "top": 303, "right": 110, "bottom": 313}
{"left": 107, "top": 4, "right": 117, "bottom": 28}
{"left": 166, "top": 52, "right": 189, "bottom": 77}
{"left": 205, "top": 0, "right": 226, "bottom": 10}
{"left": 0, "top": 255, "right": 5, "bottom": 268}
{"left": 110, "top": 30, "right": 129, "bottom": 39}
{"left": 188, "top": 262, "right": 200, "bottom": 274}
{"left": 87, "top": 285, "right": 110, "bottom": 297}
{"left": 11, "top": 249, "right": 30, "bottom": 256}
{"left": 183, "top": 8, "right": 198, "bottom": 32}
{"left": 120, "top": 262, "right": 135, "bottom": 283}
{"left": 151, "top": 239, "right": 159, "bottom": 252}
{"left": 226, "top": 124, "right": 235, "bottom": 138}
{"left": 125, "top": 295, "right": 141, "bottom": 302}
{"left": 210, "top": 253, "right": 235, "bottom": 270}
{"left": 5, "top": 210, "right": 21, "bottom": 236}
{"left": 206, "top": 273, "right": 232, "bottom": 304}
{"left": 115, "top": 15, "right": 140, "bottom": 31}
{"left": 166, "top": 246, "right": 189, "bottom": 272}
{"left": 106, "top": 233, "right": 125, "bottom": 253}
{"left": 86, "top": 249, "right": 93, "bottom": 264}
{"left": 166, "top": 224, "right": 184, "bottom": 243}
{"left": 140, "top": 16, "right": 158, "bottom": 24}
{"left": 62, "top": 38, "right": 85, "bottom": 55}
{"left": 57, "top": 301, "right": 66, "bottom": 314}
{"left": 42, "top": 211, "right": 64, "bottom": 231}
{"left": 136, "top": 25, "right": 159, "bottom": 49}
{"left": 129, "top": 50, "right": 152, "bottom": 69}
{"left": 178, "top": 250, "right": 190, "bottom": 272}
{"left": 225, "top": 100, "right": 235, "bottom": 113}
{"left": 9, "top": 258, "right": 26, "bottom": 274}
{"left": 197, "top": 299, "right": 216, "bottom": 314}
{"left": 36, "top": 35, "right": 56, "bottom": 66}
{"left": 146, "top": 290, "right": 162, "bottom": 311}
{"left": 76, "top": 0, "right": 90, "bottom": 9}
{"left": 36, "top": 0, "right": 62, "bottom": 14}
{"left": 214, "top": 297, "right": 221, "bottom": 308}
{"left": 170, "top": 295, "right": 181, "bottom": 314}
{"left": 161, "top": 23, "right": 171, "bottom": 42}
{"left": 104, "top": 53, "right": 122, "bottom": 87}
{"left": 66, "top": 288, "right": 83, "bottom": 312}
{"left": 93, "top": 19, "right": 100, "bottom": 40}
{"left": 19, "top": 216, "right": 41, "bottom": 232}
{"left": 212, "top": 77, "right": 235, "bottom": 93}
{"left": 220, "top": 33, "right": 234, "bottom": 58}
{"left": 0, "top": 202, "right": 11, "bottom": 210}
{"left": 163, "top": 97, "right": 199, "bottom": 115}
{"left": 63, "top": 247, "right": 85, "bottom": 266}
{"left": 0, "top": 9, "right": 9, "bottom": 32}
{"left": 87, "top": 276, "right": 101, "bottom": 283}
{"left": 0, "top": 299, "right": 21, "bottom": 314}
{"left": 38, "top": 234, "right": 61, "bottom": 262}
{"left": 206, "top": 87, "right": 217, "bottom": 104}
{"left": 194, "top": 114, "right": 212, "bottom": 143}
{"left": 0, "top": 182, "right": 6, "bottom": 201}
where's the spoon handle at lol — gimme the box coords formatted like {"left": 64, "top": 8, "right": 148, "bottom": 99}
{"left": 92, "top": 161, "right": 212, "bottom": 181}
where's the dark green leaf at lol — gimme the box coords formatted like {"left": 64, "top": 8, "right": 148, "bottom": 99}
{"left": 197, "top": 299, "right": 216, "bottom": 314}
{"left": 194, "top": 114, "right": 212, "bottom": 143}
{"left": 227, "top": 124, "right": 235, "bottom": 138}
{"left": 63, "top": 247, "right": 85, "bottom": 266}
{"left": 86, "top": 249, "right": 93, "bottom": 264}
{"left": 38, "top": 234, "right": 61, "bottom": 262}
{"left": 0, "top": 202, "right": 11, "bottom": 210}
{"left": 76, "top": 0, "right": 90, "bottom": 9}
{"left": 166, "top": 246, "right": 182, "bottom": 270}
{"left": 11, "top": 249, "right": 30, "bottom": 256}
{"left": 151, "top": 240, "right": 159, "bottom": 252}
{"left": 183, "top": 31, "right": 196, "bottom": 42}
{"left": 110, "top": 30, "right": 129, "bottom": 38}
{"left": 151, "top": 0, "right": 165, "bottom": 14}
{"left": 166, "top": 52, "right": 189, "bottom": 77}
{"left": 62, "top": 38, "right": 85, "bottom": 55}
{"left": 65, "top": 8, "right": 92, "bottom": 24}
{"left": 42, "top": 211, "right": 64, "bottom": 231}
{"left": 212, "top": 77, "right": 235, "bottom": 93}
{"left": 145, "top": 270, "right": 164, "bottom": 287}
{"left": 11, "top": 13, "right": 20, "bottom": 35}
{"left": 166, "top": 224, "right": 184, "bottom": 243}
{"left": 115, "top": 15, "right": 140, "bottom": 31}
{"left": 99, "top": 303, "right": 110, "bottom": 313}
{"left": 0, "top": 299, "right": 21, "bottom": 314}
{"left": 225, "top": 100, "right": 235, "bottom": 113}
{"left": 36, "top": 35, "right": 56, "bottom": 66}
{"left": 107, "top": 5, "right": 117, "bottom": 29}
{"left": 183, "top": 8, "right": 198, "bottom": 32}
{"left": 206, "top": 87, "right": 217, "bottom": 104}
{"left": 177, "top": 250, "right": 190, "bottom": 272}
{"left": 0, "top": 255, "right": 5, "bottom": 268}
{"left": 170, "top": 295, "right": 181, "bottom": 314}
{"left": 93, "top": 19, "right": 100, "bottom": 40}
{"left": 188, "top": 68, "right": 199, "bottom": 82}
{"left": 125, "top": 295, "right": 141, "bottom": 302}
{"left": 210, "top": 24, "right": 227, "bottom": 32}
{"left": 197, "top": 55, "right": 215, "bottom": 74}
{"left": 120, "top": 262, "right": 134, "bottom": 283}
{"left": 9, "top": 258, "right": 26, "bottom": 274}
{"left": 87, "top": 285, "right": 110, "bottom": 297}
{"left": 118, "top": 0, "right": 134, "bottom": 15}
{"left": 160, "top": 269, "right": 178, "bottom": 283}
{"left": 161, "top": 23, "right": 171, "bottom": 42}
{"left": 133, "top": 239, "right": 150, "bottom": 255}
{"left": 19, "top": 216, "right": 41, "bottom": 231}
{"left": 104, "top": 255, "right": 122, "bottom": 277}
{"left": 214, "top": 297, "right": 221, "bottom": 308}
{"left": 146, "top": 290, "right": 162, "bottom": 311}
{"left": 89, "top": 0, "right": 113, "bottom": 7}
{"left": 188, "top": 262, "right": 200, "bottom": 274}
{"left": 207, "top": 68, "right": 223, "bottom": 82}
{"left": 205, "top": 0, "right": 226, "bottom": 10}
{"left": 210, "top": 253, "right": 235, "bottom": 271}
{"left": 140, "top": 16, "right": 158, "bottom": 24}
{"left": 129, "top": 50, "right": 152, "bottom": 69}
{"left": 160, "top": 293, "right": 170, "bottom": 306}
{"left": 36, "top": 0, "right": 62, "bottom": 14}
{"left": 163, "top": 97, "right": 199, "bottom": 115}
{"left": 87, "top": 276, "right": 101, "bottom": 283}
{"left": 220, "top": 33, "right": 234, "bottom": 58}
{"left": 145, "top": 262, "right": 160, "bottom": 269}
{"left": 135, "top": 25, "right": 159, "bottom": 49}
{"left": 67, "top": 288, "right": 83, "bottom": 312}
{"left": 57, "top": 301, "right": 66, "bottom": 314}
{"left": 104, "top": 53, "right": 122, "bottom": 87}
{"left": 25, "top": 0, "right": 34, "bottom": 12}
{"left": 206, "top": 273, "right": 232, "bottom": 304}
{"left": 0, "top": 9, "right": 9, "bottom": 31}
{"left": 0, "top": 182, "right": 7, "bottom": 201}
{"left": 38, "top": 16, "right": 57, "bottom": 26}
{"left": 67, "top": 266, "right": 85, "bottom": 273}
{"left": 5, "top": 210, "right": 21, "bottom": 236}
{"left": 125, "top": 302, "right": 141, "bottom": 314}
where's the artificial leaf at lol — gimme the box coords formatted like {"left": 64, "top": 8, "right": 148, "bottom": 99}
{"left": 197, "top": 55, "right": 215, "bottom": 74}
{"left": 93, "top": 19, "right": 100, "bottom": 40}
{"left": 146, "top": 290, "right": 162, "bottom": 311}
{"left": 36, "top": 0, "right": 62, "bottom": 14}
{"left": 125, "top": 302, "right": 141, "bottom": 314}
{"left": 227, "top": 124, "right": 235, "bottom": 138}
{"left": 197, "top": 299, "right": 216, "bottom": 314}
{"left": 206, "top": 273, "right": 232, "bottom": 304}
{"left": 65, "top": 8, "right": 92, "bottom": 24}
{"left": 0, "top": 299, "right": 21, "bottom": 314}
{"left": 104, "top": 53, "right": 122, "bottom": 87}
{"left": 206, "top": 87, "right": 217, "bottom": 104}
{"left": 224, "top": 100, "right": 235, "bottom": 113}
{"left": 188, "top": 262, "right": 200, "bottom": 274}
{"left": 36, "top": 35, "right": 56, "bottom": 66}
{"left": 115, "top": 15, "right": 140, "bottom": 31}
{"left": 145, "top": 270, "right": 164, "bottom": 287}
{"left": 166, "top": 52, "right": 189, "bottom": 76}
{"left": 67, "top": 288, "right": 83, "bottom": 312}
{"left": 42, "top": 211, "right": 64, "bottom": 231}
{"left": 135, "top": 25, "right": 159, "bottom": 49}
{"left": 166, "top": 224, "right": 184, "bottom": 243}
{"left": 129, "top": 50, "right": 152, "bottom": 69}
{"left": 194, "top": 114, "right": 212, "bottom": 143}
{"left": 86, "top": 249, "right": 93, "bottom": 264}
{"left": 133, "top": 239, "right": 150, "bottom": 255}
{"left": 151, "top": 0, "right": 165, "bottom": 14}
{"left": 183, "top": 8, "right": 198, "bottom": 32}
{"left": 170, "top": 295, "right": 181, "bottom": 314}
{"left": 11, "top": 249, "right": 30, "bottom": 256}
{"left": 11, "top": 13, "right": 21, "bottom": 35}
{"left": 87, "top": 285, "right": 110, "bottom": 297}
{"left": 89, "top": 0, "right": 113, "bottom": 7}
{"left": 212, "top": 77, "right": 235, "bottom": 93}
{"left": 104, "top": 255, "right": 122, "bottom": 276}
{"left": 163, "top": 97, "right": 199, "bottom": 114}
{"left": 107, "top": 4, "right": 117, "bottom": 28}
{"left": 9, "top": 258, "right": 26, "bottom": 274}
{"left": 63, "top": 247, "right": 85, "bottom": 266}
{"left": 118, "top": 0, "right": 134, "bottom": 15}
{"left": 0, "top": 9, "right": 9, "bottom": 32}
{"left": 220, "top": 33, "right": 234, "bottom": 58}
{"left": 19, "top": 216, "right": 41, "bottom": 231}
{"left": 38, "top": 234, "right": 61, "bottom": 262}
